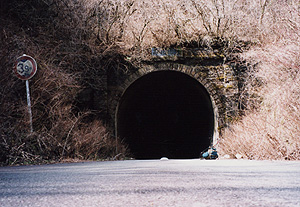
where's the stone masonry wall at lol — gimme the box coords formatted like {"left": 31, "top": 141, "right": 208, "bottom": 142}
{"left": 106, "top": 48, "right": 247, "bottom": 141}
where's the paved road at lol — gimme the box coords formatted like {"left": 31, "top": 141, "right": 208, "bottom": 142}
{"left": 0, "top": 159, "right": 300, "bottom": 207}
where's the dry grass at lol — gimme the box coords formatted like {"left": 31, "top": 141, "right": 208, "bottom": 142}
{"left": 0, "top": 0, "right": 127, "bottom": 165}
{"left": 86, "top": 0, "right": 300, "bottom": 53}
{"left": 218, "top": 0, "right": 300, "bottom": 159}
{"left": 219, "top": 41, "right": 300, "bottom": 160}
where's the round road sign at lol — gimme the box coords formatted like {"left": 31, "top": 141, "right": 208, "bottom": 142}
{"left": 14, "top": 54, "right": 37, "bottom": 80}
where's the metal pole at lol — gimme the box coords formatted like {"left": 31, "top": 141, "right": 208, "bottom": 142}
{"left": 26, "top": 80, "right": 33, "bottom": 133}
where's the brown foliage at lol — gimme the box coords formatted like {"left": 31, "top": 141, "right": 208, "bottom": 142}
{"left": 218, "top": 0, "right": 300, "bottom": 159}
{"left": 0, "top": 0, "right": 127, "bottom": 165}
{"left": 219, "top": 40, "right": 300, "bottom": 160}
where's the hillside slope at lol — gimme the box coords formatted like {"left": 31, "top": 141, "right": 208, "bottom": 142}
{"left": 0, "top": 0, "right": 299, "bottom": 164}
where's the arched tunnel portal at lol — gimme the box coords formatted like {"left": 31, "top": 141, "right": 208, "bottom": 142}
{"left": 116, "top": 70, "right": 215, "bottom": 159}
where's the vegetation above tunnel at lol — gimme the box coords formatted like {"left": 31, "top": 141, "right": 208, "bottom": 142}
{"left": 0, "top": 0, "right": 299, "bottom": 165}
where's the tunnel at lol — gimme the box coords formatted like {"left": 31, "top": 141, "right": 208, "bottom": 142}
{"left": 116, "top": 70, "right": 215, "bottom": 159}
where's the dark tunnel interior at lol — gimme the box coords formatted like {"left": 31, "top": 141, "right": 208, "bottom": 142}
{"left": 117, "top": 70, "right": 215, "bottom": 159}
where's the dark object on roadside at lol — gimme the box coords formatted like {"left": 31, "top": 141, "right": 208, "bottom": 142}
{"left": 202, "top": 147, "right": 218, "bottom": 160}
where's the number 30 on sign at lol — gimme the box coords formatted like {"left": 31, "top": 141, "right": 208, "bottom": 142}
{"left": 14, "top": 54, "right": 37, "bottom": 80}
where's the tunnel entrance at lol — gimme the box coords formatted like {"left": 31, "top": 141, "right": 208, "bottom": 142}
{"left": 116, "top": 70, "right": 215, "bottom": 159}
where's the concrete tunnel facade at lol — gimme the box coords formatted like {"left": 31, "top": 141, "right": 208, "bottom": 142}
{"left": 116, "top": 70, "right": 217, "bottom": 159}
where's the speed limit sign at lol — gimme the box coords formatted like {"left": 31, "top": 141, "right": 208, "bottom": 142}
{"left": 14, "top": 54, "right": 38, "bottom": 133}
{"left": 14, "top": 54, "right": 37, "bottom": 80}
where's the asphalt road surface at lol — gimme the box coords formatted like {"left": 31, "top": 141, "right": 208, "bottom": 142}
{"left": 1, "top": 159, "right": 300, "bottom": 207}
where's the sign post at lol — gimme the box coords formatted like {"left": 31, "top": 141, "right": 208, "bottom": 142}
{"left": 25, "top": 80, "right": 33, "bottom": 133}
{"left": 14, "top": 54, "right": 37, "bottom": 133}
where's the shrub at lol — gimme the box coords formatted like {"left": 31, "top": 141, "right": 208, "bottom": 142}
{"left": 0, "top": 0, "right": 127, "bottom": 165}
